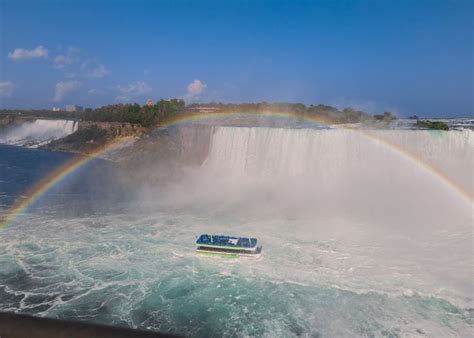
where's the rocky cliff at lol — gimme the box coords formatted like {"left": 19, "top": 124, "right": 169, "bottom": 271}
{"left": 40, "top": 121, "right": 146, "bottom": 154}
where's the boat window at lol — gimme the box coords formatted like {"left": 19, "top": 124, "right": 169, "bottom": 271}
{"left": 197, "top": 246, "right": 257, "bottom": 254}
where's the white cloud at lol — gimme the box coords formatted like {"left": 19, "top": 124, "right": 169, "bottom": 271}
{"left": 116, "top": 81, "right": 151, "bottom": 101}
{"left": 87, "top": 64, "right": 109, "bottom": 78}
{"left": 53, "top": 80, "right": 81, "bottom": 102}
{"left": 187, "top": 79, "right": 207, "bottom": 96}
{"left": 0, "top": 81, "right": 14, "bottom": 97}
{"left": 53, "top": 48, "right": 80, "bottom": 69}
{"left": 81, "top": 60, "right": 109, "bottom": 78}
{"left": 88, "top": 88, "right": 102, "bottom": 95}
{"left": 8, "top": 46, "right": 49, "bottom": 61}
{"left": 182, "top": 79, "right": 207, "bottom": 102}
{"left": 54, "top": 55, "right": 71, "bottom": 68}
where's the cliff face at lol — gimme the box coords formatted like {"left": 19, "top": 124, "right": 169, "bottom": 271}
{"left": 40, "top": 121, "right": 146, "bottom": 154}
{"left": 118, "top": 125, "right": 214, "bottom": 164}
{"left": 37, "top": 121, "right": 213, "bottom": 168}
{"left": 77, "top": 121, "right": 145, "bottom": 137}
{"left": 113, "top": 125, "right": 215, "bottom": 183}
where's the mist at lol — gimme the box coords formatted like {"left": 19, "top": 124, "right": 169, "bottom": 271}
{"left": 124, "top": 126, "right": 473, "bottom": 308}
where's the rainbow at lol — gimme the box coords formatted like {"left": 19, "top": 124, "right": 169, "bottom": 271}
{"left": 1, "top": 110, "right": 472, "bottom": 229}
{"left": 0, "top": 137, "right": 128, "bottom": 229}
{"left": 353, "top": 128, "right": 473, "bottom": 205}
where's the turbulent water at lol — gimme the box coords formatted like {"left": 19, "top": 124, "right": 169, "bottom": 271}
{"left": 0, "top": 126, "right": 473, "bottom": 337}
{"left": 0, "top": 119, "right": 77, "bottom": 147}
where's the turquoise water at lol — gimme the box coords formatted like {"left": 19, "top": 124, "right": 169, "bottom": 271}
{"left": 1, "top": 210, "right": 471, "bottom": 337}
{"left": 0, "top": 143, "right": 472, "bottom": 337}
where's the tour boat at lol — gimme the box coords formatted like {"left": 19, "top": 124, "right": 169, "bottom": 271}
{"left": 196, "top": 234, "right": 262, "bottom": 258}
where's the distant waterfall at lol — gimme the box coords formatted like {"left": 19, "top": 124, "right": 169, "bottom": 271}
{"left": 0, "top": 119, "right": 78, "bottom": 147}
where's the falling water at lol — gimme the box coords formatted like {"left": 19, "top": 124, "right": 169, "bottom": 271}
{"left": 0, "top": 119, "right": 78, "bottom": 147}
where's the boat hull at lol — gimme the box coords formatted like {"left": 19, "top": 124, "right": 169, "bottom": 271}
{"left": 195, "top": 248, "right": 261, "bottom": 258}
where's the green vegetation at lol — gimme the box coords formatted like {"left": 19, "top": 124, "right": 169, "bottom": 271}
{"left": 187, "top": 102, "right": 384, "bottom": 124}
{"left": 82, "top": 99, "right": 185, "bottom": 127}
{"left": 415, "top": 120, "right": 449, "bottom": 130}
{"left": 373, "top": 111, "right": 396, "bottom": 122}
{"left": 1, "top": 100, "right": 397, "bottom": 127}
{"left": 0, "top": 109, "right": 81, "bottom": 120}
{"left": 0, "top": 99, "right": 185, "bottom": 127}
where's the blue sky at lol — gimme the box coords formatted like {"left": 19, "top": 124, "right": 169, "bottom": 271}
{"left": 0, "top": 0, "right": 472, "bottom": 116}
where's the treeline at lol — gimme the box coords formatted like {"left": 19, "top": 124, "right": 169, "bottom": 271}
{"left": 85, "top": 101, "right": 384, "bottom": 125}
{"left": 187, "top": 102, "right": 395, "bottom": 124}
{"left": 0, "top": 109, "right": 81, "bottom": 120}
{"left": 81, "top": 99, "right": 185, "bottom": 127}
{"left": 0, "top": 99, "right": 186, "bottom": 127}
{"left": 414, "top": 119, "right": 449, "bottom": 130}
{"left": 1, "top": 100, "right": 396, "bottom": 126}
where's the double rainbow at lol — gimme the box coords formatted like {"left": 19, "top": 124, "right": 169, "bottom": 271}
{"left": 1, "top": 111, "right": 472, "bottom": 229}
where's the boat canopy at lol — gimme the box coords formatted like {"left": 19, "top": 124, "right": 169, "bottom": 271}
{"left": 196, "top": 234, "right": 257, "bottom": 249}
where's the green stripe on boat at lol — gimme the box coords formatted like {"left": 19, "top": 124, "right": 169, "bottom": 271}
{"left": 195, "top": 251, "right": 238, "bottom": 258}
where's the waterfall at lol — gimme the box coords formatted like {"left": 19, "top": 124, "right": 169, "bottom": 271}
{"left": 203, "top": 127, "right": 472, "bottom": 192}
{"left": 165, "top": 126, "right": 473, "bottom": 231}
{"left": 0, "top": 119, "right": 78, "bottom": 147}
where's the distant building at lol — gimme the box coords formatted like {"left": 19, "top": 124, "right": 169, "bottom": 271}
{"left": 65, "top": 105, "right": 84, "bottom": 112}
{"left": 146, "top": 99, "right": 153, "bottom": 107}
{"left": 52, "top": 107, "right": 61, "bottom": 112}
